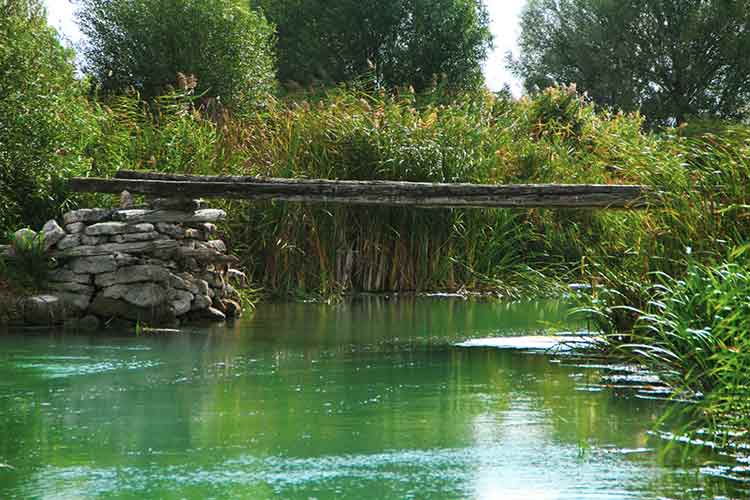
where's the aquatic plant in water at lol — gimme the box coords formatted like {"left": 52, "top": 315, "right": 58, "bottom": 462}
{"left": 575, "top": 255, "right": 750, "bottom": 461}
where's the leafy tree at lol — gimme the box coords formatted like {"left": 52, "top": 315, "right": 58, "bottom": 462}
{"left": 510, "top": 0, "right": 750, "bottom": 125}
{"left": 77, "top": 0, "right": 276, "bottom": 109}
{"left": 253, "top": 0, "right": 493, "bottom": 92}
{"left": 0, "top": 0, "right": 96, "bottom": 232}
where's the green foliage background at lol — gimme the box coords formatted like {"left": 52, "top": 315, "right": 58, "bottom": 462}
{"left": 253, "top": 0, "right": 493, "bottom": 92}
{"left": 512, "top": 0, "right": 750, "bottom": 125}
{"left": 0, "top": 0, "right": 99, "bottom": 231}
{"left": 77, "top": 0, "right": 276, "bottom": 109}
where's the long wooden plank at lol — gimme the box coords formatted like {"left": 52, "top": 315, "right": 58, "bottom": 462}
{"left": 67, "top": 171, "right": 658, "bottom": 209}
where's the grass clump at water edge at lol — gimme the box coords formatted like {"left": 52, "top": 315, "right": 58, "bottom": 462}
{"left": 0, "top": 230, "right": 55, "bottom": 324}
{"left": 572, "top": 254, "right": 750, "bottom": 464}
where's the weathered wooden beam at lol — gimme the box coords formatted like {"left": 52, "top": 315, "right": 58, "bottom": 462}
{"left": 66, "top": 171, "right": 659, "bottom": 209}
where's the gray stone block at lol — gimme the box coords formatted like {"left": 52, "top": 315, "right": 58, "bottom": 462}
{"left": 64, "top": 222, "right": 86, "bottom": 234}
{"left": 56, "top": 234, "right": 81, "bottom": 250}
{"left": 48, "top": 281, "right": 95, "bottom": 294}
{"left": 62, "top": 208, "right": 109, "bottom": 225}
{"left": 191, "top": 294, "right": 212, "bottom": 311}
{"left": 203, "top": 307, "right": 226, "bottom": 322}
{"left": 111, "top": 231, "right": 160, "bottom": 243}
{"left": 114, "top": 252, "right": 139, "bottom": 267}
{"left": 13, "top": 228, "right": 38, "bottom": 249}
{"left": 42, "top": 220, "right": 66, "bottom": 250}
{"left": 112, "top": 208, "right": 226, "bottom": 224}
{"left": 170, "top": 289, "right": 194, "bottom": 316}
{"left": 49, "top": 269, "right": 92, "bottom": 284}
{"left": 126, "top": 223, "right": 155, "bottom": 234}
{"left": 155, "top": 223, "right": 185, "bottom": 239}
{"left": 53, "top": 239, "right": 179, "bottom": 258}
{"left": 89, "top": 296, "right": 176, "bottom": 325}
{"left": 80, "top": 235, "right": 108, "bottom": 246}
{"left": 20, "top": 295, "right": 66, "bottom": 325}
{"left": 85, "top": 222, "right": 129, "bottom": 236}
{"left": 95, "top": 265, "right": 171, "bottom": 287}
{"left": 68, "top": 255, "right": 117, "bottom": 274}
{"left": 58, "top": 292, "right": 92, "bottom": 312}
{"left": 121, "top": 283, "right": 167, "bottom": 308}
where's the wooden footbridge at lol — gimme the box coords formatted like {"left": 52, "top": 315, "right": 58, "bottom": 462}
{"left": 69, "top": 170, "right": 659, "bottom": 209}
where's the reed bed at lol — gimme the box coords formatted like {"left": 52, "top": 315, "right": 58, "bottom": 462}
{"left": 71, "top": 85, "right": 750, "bottom": 302}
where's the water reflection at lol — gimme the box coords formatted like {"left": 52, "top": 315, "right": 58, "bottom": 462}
{"left": 0, "top": 297, "right": 745, "bottom": 499}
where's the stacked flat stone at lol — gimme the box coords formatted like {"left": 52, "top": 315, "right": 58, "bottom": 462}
{"left": 10, "top": 199, "right": 246, "bottom": 328}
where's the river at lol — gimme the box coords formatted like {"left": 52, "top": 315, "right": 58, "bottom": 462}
{"left": 0, "top": 297, "right": 744, "bottom": 499}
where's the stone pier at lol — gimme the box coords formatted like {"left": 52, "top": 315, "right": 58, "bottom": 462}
{"left": 4, "top": 198, "right": 246, "bottom": 329}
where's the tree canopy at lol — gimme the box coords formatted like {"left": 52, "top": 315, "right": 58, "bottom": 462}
{"left": 511, "top": 0, "right": 750, "bottom": 124}
{"left": 0, "top": 0, "right": 95, "bottom": 230}
{"left": 77, "top": 0, "right": 276, "bottom": 109}
{"left": 253, "top": 0, "right": 493, "bottom": 92}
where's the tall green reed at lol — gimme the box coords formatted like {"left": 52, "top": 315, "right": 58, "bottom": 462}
{"left": 51, "top": 83, "right": 750, "bottom": 300}
{"left": 575, "top": 256, "right": 750, "bottom": 447}
{"left": 222, "top": 85, "right": 681, "bottom": 296}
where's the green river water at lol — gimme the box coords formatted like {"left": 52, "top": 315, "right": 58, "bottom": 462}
{"left": 0, "top": 297, "right": 745, "bottom": 499}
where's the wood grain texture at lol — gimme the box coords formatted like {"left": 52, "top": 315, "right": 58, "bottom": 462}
{"left": 66, "top": 171, "right": 660, "bottom": 209}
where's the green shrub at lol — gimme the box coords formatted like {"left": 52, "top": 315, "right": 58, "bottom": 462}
{"left": 0, "top": 0, "right": 99, "bottom": 233}
{"left": 78, "top": 0, "right": 276, "bottom": 110}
